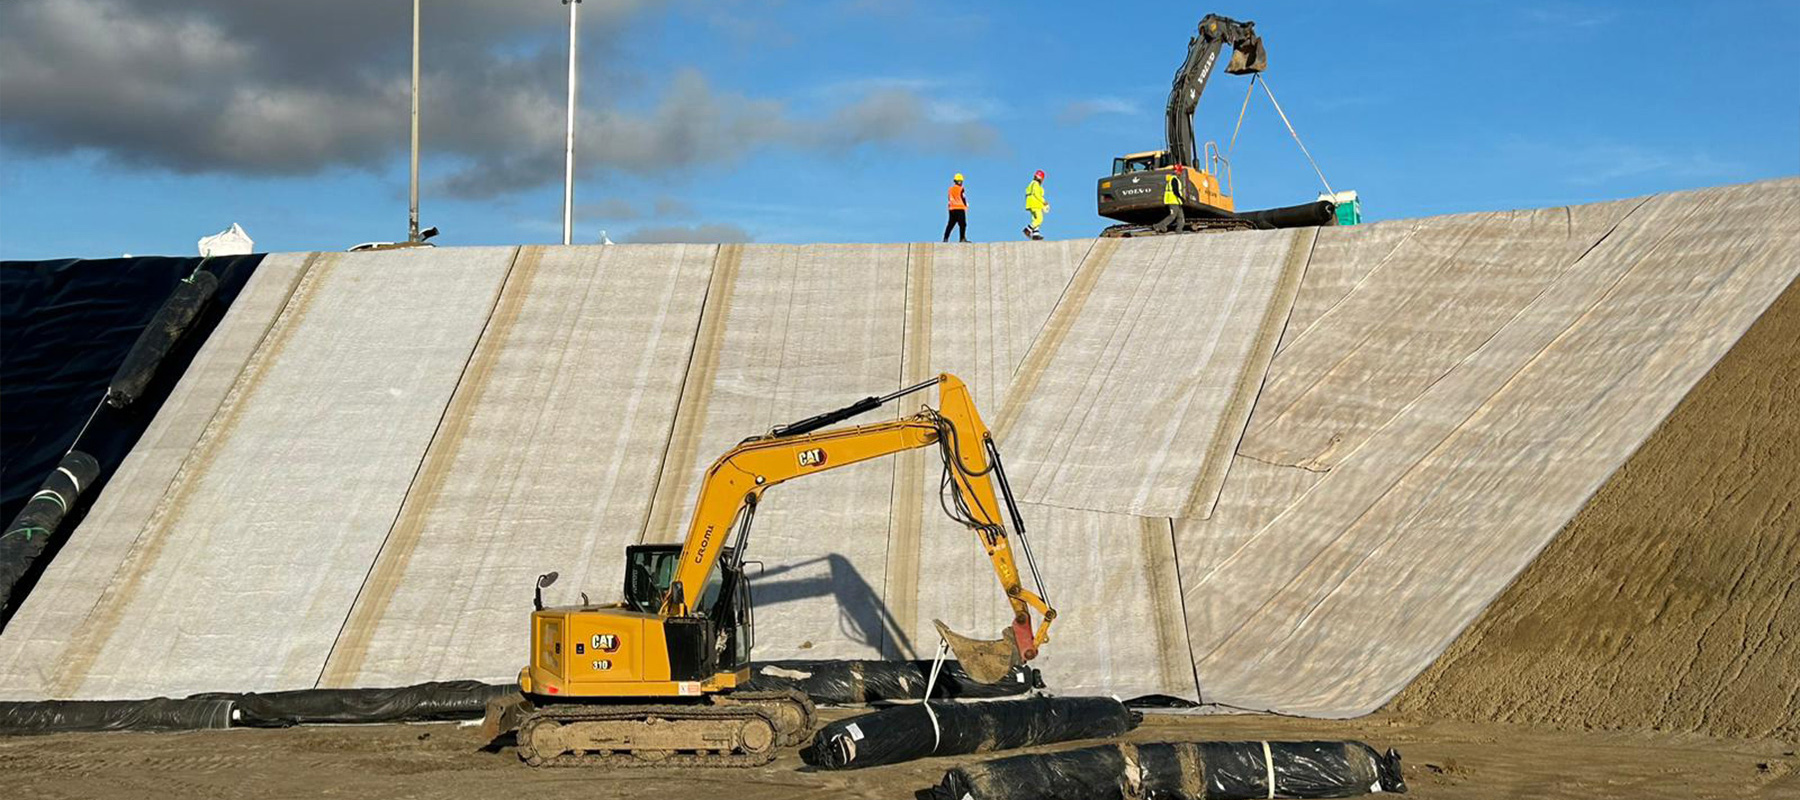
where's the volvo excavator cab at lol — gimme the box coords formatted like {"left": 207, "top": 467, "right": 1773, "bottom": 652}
{"left": 1099, "top": 148, "right": 1237, "bottom": 225}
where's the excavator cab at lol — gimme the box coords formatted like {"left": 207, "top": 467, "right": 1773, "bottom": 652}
{"left": 623, "top": 544, "right": 753, "bottom": 672}
{"left": 1099, "top": 149, "right": 1236, "bottom": 227}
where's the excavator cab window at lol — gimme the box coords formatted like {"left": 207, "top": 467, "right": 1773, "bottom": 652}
{"left": 623, "top": 544, "right": 739, "bottom": 616}
{"left": 711, "top": 567, "right": 754, "bottom": 670}
{"left": 1113, "top": 154, "right": 1166, "bottom": 176}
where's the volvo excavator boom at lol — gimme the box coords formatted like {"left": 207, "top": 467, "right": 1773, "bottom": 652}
{"left": 500, "top": 373, "right": 1056, "bottom": 767}
{"left": 1165, "top": 14, "right": 1266, "bottom": 173}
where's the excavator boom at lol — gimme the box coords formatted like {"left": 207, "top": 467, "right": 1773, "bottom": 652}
{"left": 1166, "top": 14, "right": 1266, "bottom": 171}
{"left": 661, "top": 374, "right": 1054, "bottom": 676}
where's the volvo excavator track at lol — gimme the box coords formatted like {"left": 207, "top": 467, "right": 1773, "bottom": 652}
{"left": 1101, "top": 217, "right": 1257, "bottom": 238}
{"left": 514, "top": 690, "right": 816, "bottom": 768}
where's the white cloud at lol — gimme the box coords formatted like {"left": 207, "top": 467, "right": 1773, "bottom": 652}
{"left": 1058, "top": 97, "right": 1140, "bottom": 126}
{"left": 1503, "top": 140, "right": 1744, "bottom": 187}
{"left": 623, "top": 222, "right": 754, "bottom": 243}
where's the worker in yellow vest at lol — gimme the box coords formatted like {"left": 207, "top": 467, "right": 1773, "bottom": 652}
{"left": 1157, "top": 165, "right": 1187, "bottom": 234}
{"left": 1022, "top": 170, "right": 1048, "bottom": 240}
{"left": 944, "top": 173, "right": 969, "bottom": 242}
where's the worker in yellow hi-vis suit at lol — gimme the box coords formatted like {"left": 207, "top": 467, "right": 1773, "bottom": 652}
{"left": 1022, "top": 170, "right": 1048, "bottom": 240}
{"left": 1157, "top": 165, "right": 1188, "bottom": 234}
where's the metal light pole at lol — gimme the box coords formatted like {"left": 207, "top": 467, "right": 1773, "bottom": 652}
{"left": 408, "top": 0, "right": 421, "bottom": 243}
{"left": 561, "top": 0, "right": 582, "bottom": 246}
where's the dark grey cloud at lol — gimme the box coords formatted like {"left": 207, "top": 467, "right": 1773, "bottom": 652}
{"left": 0, "top": 0, "right": 999, "bottom": 198}
{"left": 578, "top": 198, "right": 641, "bottom": 221}
{"left": 623, "top": 223, "right": 753, "bottom": 243}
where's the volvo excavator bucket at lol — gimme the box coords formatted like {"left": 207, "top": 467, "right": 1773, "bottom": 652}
{"left": 935, "top": 619, "right": 1026, "bottom": 685}
{"left": 1225, "top": 34, "right": 1266, "bottom": 74}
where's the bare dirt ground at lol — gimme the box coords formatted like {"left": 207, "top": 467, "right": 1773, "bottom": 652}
{"left": 1, "top": 709, "right": 1795, "bottom": 800}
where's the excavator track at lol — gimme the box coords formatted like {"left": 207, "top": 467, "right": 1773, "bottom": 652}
{"left": 1101, "top": 217, "right": 1257, "bottom": 238}
{"left": 514, "top": 690, "right": 816, "bottom": 768}
{"left": 517, "top": 703, "right": 780, "bottom": 768}
{"left": 711, "top": 689, "right": 817, "bottom": 747}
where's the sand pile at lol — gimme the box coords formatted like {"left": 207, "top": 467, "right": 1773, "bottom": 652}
{"left": 1392, "top": 278, "right": 1800, "bottom": 739}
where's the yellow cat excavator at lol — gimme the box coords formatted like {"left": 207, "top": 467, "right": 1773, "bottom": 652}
{"left": 492, "top": 374, "right": 1057, "bottom": 767}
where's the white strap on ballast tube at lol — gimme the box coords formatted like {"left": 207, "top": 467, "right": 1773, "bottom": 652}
{"left": 1262, "top": 740, "right": 1276, "bottom": 799}
{"left": 923, "top": 638, "right": 950, "bottom": 751}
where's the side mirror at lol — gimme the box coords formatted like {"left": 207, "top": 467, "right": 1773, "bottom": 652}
{"left": 420, "top": 226, "right": 440, "bottom": 241}
{"left": 534, "top": 571, "right": 559, "bottom": 611}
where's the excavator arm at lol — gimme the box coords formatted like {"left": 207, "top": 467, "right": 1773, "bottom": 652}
{"left": 661, "top": 374, "right": 1055, "bottom": 680}
{"left": 1165, "top": 14, "right": 1266, "bottom": 170}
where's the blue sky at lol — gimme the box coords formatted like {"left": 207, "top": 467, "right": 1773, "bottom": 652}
{"left": 2, "top": 0, "right": 1795, "bottom": 260}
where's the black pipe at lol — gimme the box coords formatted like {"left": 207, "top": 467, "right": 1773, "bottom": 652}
{"left": 0, "top": 451, "right": 100, "bottom": 611}
{"left": 1236, "top": 200, "right": 1337, "bottom": 230}
{"left": 106, "top": 270, "right": 220, "bottom": 408}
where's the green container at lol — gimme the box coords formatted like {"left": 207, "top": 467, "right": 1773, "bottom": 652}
{"left": 1321, "top": 190, "right": 1361, "bottom": 226}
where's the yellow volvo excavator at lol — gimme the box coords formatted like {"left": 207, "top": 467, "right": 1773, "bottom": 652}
{"left": 496, "top": 374, "right": 1057, "bottom": 767}
{"left": 1096, "top": 14, "right": 1266, "bottom": 237}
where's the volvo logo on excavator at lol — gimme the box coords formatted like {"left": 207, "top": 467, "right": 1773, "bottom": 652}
{"left": 798, "top": 448, "right": 827, "bottom": 467}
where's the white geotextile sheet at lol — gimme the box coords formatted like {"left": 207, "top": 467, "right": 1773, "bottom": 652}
{"left": 998, "top": 230, "right": 1310, "bottom": 519}
{"left": 5, "top": 248, "right": 515, "bottom": 699}
{"left": 1241, "top": 199, "right": 1642, "bottom": 471}
{"left": 873, "top": 239, "right": 1196, "bottom": 698}
{"left": 880, "top": 239, "right": 1090, "bottom": 659}
{"left": 316, "top": 245, "right": 718, "bottom": 687}
{"left": 0, "top": 255, "right": 311, "bottom": 700}
{"left": 640, "top": 244, "right": 911, "bottom": 660}
{"left": 1182, "top": 180, "right": 1800, "bottom": 716}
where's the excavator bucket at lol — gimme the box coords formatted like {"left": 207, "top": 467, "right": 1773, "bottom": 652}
{"left": 934, "top": 619, "right": 1025, "bottom": 685}
{"left": 1226, "top": 35, "right": 1267, "bottom": 75}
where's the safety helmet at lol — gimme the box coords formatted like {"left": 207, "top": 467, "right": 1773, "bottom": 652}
{"left": 1033, "top": 170, "right": 1046, "bottom": 180}
{"left": 953, "top": 173, "right": 964, "bottom": 182}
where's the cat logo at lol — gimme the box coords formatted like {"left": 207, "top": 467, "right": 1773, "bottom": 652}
{"left": 591, "top": 633, "right": 620, "bottom": 652}
{"left": 798, "top": 448, "right": 827, "bottom": 467}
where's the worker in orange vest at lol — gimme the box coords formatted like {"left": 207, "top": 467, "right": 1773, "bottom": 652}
{"left": 943, "top": 173, "right": 969, "bottom": 242}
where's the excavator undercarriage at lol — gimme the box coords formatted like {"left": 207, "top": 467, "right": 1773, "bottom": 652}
{"left": 511, "top": 690, "right": 815, "bottom": 767}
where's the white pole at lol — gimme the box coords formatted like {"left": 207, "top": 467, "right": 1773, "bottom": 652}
{"left": 408, "top": 0, "right": 421, "bottom": 242}
{"left": 562, "top": 0, "right": 581, "bottom": 246}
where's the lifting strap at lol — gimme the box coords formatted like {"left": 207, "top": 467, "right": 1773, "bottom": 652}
{"left": 921, "top": 637, "right": 951, "bottom": 751}
{"left": 1228, "top": 76, "right": 1257, "bottom": 158}
{"left": 1256, "top": 75, "right": 1336, "bottom": 197}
